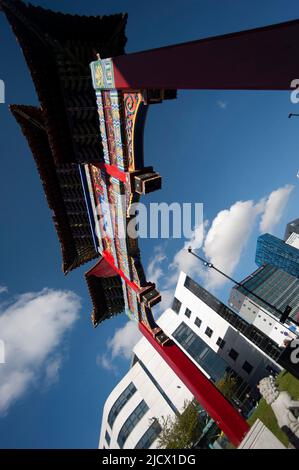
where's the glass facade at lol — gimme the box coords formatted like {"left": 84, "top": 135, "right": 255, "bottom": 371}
{"left": 134, "top": 420, "right": 162, "bottom": 449}
{"left": 105, "top": 430, "right": 111, "bottom": 446}
{"left": 117, "top": 400, "right": 149, "bottom": 448}
{"left": 256, "top": 233, "right": 299, "bottom": 278}
{"left": 108, "top": 382, "right": 137, "bottom": 428}
{"left": 230, "top": 264, "right": 299, "bottom": 321}
{"left": 172, "top": 322, "right": 230, "bottom": 382}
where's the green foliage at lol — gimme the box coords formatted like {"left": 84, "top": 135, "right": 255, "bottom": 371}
{"left": 247, "top": 371, "right": 299, "bottom": 447}
{"left": 216, "top": 373, "right": 239, "bottom": 400}
{"left": 156, "top": 400, "right": 205, "bottom": 449}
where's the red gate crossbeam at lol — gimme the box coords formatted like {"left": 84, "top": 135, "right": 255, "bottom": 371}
{"left": 139, "top": 321, "right": 250, "bottom": 447}
{"left": 96, "top": 162, "right": 127, "bottom": 183}
{"left": 102, "top": 249, "right": 140, "bottom": 293}
{"left": 106, "top": 18, "right": 299, "bottom": 91}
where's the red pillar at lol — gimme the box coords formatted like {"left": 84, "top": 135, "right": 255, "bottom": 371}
{"left": 139, "top": 321, "right": 250, "bottom": 447}
{"left": 110, "top": 19, "right": 299, "bottom": 90}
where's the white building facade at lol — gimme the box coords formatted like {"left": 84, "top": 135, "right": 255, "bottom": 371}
{"left": 165, "top": 272, "right": 281, "bottom": 388}
{"left": 99, "top": 271, "right": 283, "bottom": 450}
{"left": 228, "top": 288, "right": 298, "bottom": 346}
{"left": 99, "top": 333, "right": 193, "bottom": 449}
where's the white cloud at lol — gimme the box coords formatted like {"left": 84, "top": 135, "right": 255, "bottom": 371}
{"left": 108, "top": 321, "right": 141, "bottom": 360}
{"left": 0, "top": 286, "right": 7, "bottom": 295}
{"left": 203, "top": 200, "right": 262, "bottom": 289}
{"left": 0, "top": 288, "right": 80, "bottom": 414}
{"left": 96, "top": 354, "right": 117, "bottom": 375}
{"left": 167, "top": 221, "right": 207, "bottom": 287}
{"left": 97, "top": 321, "right": 141, "bottom": 374}
{"left": 259, "top": 185, "right": 294, "bottom": 234}
{"left": 147, "top": 184, "right": 293, "bottom": 296}
{"left": 158, "top": 288, "right": 175, "bottom": 313}
{"left": 216, "top": 100, "right": 227, "bottom": 109}
{"left": 44, "top": 357, "right": 62, "bottom": 386}
{"left": 147, "top": 246, "right": 167, "bottom": 286}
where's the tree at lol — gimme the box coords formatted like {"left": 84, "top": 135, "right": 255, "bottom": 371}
{"left": 216, "top": 373, "right": 239, "bottom": 401}
{"left": 156, "top": 399, "right": 205, "bottom": 449}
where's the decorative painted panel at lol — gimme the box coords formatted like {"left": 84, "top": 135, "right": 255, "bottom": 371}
{"left": 109, "top": 90, "right": 128, "bottom": 171}
{"left": 107, "top": 176, "right": 131, "bottom": 279}
{"left": 96, "top": 91, "right": 110, "bottom": 165}
{"left": 89, "top": 74, "right": 161, "bottom": 327}
{"left": 89, "top": 165, "right": 118, "bottom": 264}
{"left": 82, "top": 164, "right": 104, "bottom": 253}
{"left": 123, "top": 92, "right": 143, "bottom": 170}
{"left": 102, "top": 91, "right": 117, "bottom": 166}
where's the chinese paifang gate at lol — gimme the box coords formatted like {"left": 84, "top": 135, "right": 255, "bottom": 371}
{"left": 3, "top": 0, "right": 299, "bottom": 446}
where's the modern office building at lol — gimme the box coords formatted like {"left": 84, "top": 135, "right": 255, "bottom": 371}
{"left": 99, "top": 333, "right": 193, "bottom": 449}
{"left": 100, "top": 272, "right": 282, "bottom": 449}
{"left": 228, "top": 265, "right": 299, "bottom": 341}
{"left": 285, "top": 232, "right": 299, "bottom": 250}
{"left": 255, "top": 233, "right": 299, "bottom": 278}
{"left": 167, "top": 272, "right": 281, "bottom": 388}
{"left": 284, "top": 218, "right": 299, "bottom": 250}
{"left": 284, "top": 218, "right": 299, "bottom": 240}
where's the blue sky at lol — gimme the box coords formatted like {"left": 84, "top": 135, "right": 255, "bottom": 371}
{"left": 0, "top": 0, "right": 299, "bottom": 448}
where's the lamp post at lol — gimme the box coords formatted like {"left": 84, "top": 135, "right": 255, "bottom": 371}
{"left": 187, "top": 247, "right": 295, "bottom": 325}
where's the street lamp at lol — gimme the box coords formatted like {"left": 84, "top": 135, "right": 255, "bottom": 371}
{"left": 187, "top": 247, "right": 295, "bottom": 325}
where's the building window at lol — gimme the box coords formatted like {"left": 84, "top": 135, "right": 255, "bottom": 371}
{"left": 108, "top": 382, "right": 137, "bottom": 429}
{"left": 105, "top": 430, "right": 111, "bottom": 446}
{"left": 216, "top": 337, "right": 225, "bottom": 349}
{"left": 229, "top": 349, "right": 239, "bottom": 361}
{"left": 135, "top": 357, "right": 178, "bottom": 415}
{"left": 205, "top": 327, "right": 213, "bottom": 338}
{"left": 134, "top": 420, "right": 162, "bottom": 449}
{"left": 182, "top": 276, "right": 281, "bottom": 363}
{"left": 184, "top": 308, "right": 191, "bottom": 318}
{"left": 194, "top": 317, "right": 202, "bottom": 328}
{"left": 172, "top": 297, "right": 182, "bottom": 314}
{"left": 172, "top": 322, "right": 229, "bottom": 383}
{"left": 117, "top": 400, "right": 149, "bottom": 449}
{"left": 242, "top": 361, "right": 253, "bottom": 374}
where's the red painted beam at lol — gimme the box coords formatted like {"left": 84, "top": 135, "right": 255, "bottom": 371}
{"left": 139, "top": 321, "right": 250, "bottom": 447}
{"left": 102, "top": 250, "right": 140, "bottom": 292}
{"left": 111, "top": 19, "right": 299, "bottom": 90}
{"left": 85, "top": 257, "right": 117, "bottom": 278}
{"left": 97, "top": 162, "right": 127, "bottom": 183}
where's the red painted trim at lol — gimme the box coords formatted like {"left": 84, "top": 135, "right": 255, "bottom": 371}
{"left": 96, "top": 162, "right": 127, "bottom": 183}
{"left": 102, "top": 250, "right": 140, "bottom": 292}
{"left": 111, "top": 19, "right": 299, "bottom": 90}
{"left": 85, "top": 257, "right": 117, "bottom": 278}
{"left": 139, "top": 321, "right": 250, "bottom": 447}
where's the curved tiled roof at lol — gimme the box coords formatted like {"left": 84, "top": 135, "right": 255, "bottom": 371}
{"left": 85, "top": 262, "right": 125, "bottom": 327}
{"left": 1, "top": 0, "right": 127, "bottom": 165}
{"left": 10, "top": 104, "right": 98, "bottom": 273}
